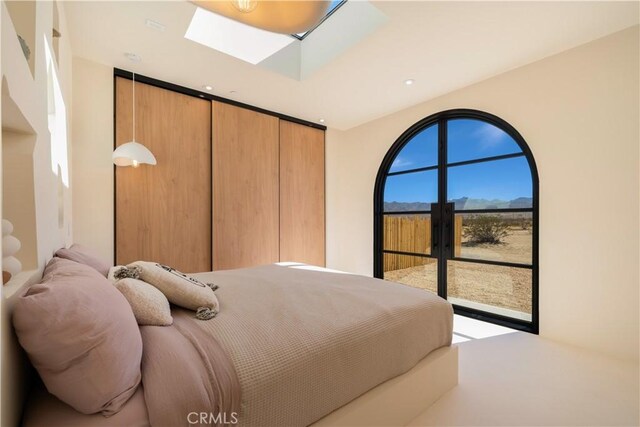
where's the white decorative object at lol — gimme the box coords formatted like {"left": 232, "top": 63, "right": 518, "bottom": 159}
{"left": 3, "top": 235, "right": 21, "bottom": 256}
{"left": 2, "top": 219, "right": 14, "bottom": 236}
{"left": 3, "top": 256, "right": 22, "bottom": 276}
{"left": 113, "top": 142, "right": 156, "bottom": 167}
{"left": 2, "top": 219, "right": 22, "bottom": 283}
{"left": 113, "top": 73, "right": 156, "bottom": 168}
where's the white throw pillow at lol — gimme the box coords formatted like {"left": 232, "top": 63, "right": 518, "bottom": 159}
{"left": 114, "top": 278, "right": 173, "bottom": 326}
{"left": 127, "top": 261, "right": 219, "bottom": 314}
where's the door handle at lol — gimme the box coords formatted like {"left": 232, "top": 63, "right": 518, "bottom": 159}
{"left": 431, "top": 203, "right": 440, "bottom": 256}
{"left": 432, "top": 223, "right": 439, "bottom": 250}
{"left": 443, "top": 202, "right": 454, "bottom": 257}
{"left": 444, "top": 221, "right": 450, "bottom": 250}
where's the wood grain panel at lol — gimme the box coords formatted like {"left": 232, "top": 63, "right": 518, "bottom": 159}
{"left": 115, "top": 77, "right": 212, "bottom": 272}
{"left": 212, "top": 101, "right": 280, "bottom": 270}
{"left": 279, "top": 120, "right": 325, "bottom": 266}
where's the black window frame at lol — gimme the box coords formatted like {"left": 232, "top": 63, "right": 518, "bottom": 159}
{"left": 374, "top": 109, "right": 540, "bottom": 333}
{"left": 290, "top": 0, "right": 348, "bottom": 40}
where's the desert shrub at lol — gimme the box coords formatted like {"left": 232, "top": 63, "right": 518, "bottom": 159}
{"left": 520, "top": 218, "right": 532, "bottom": 230}
{"left": 464, "top": 215, "right": 510, "bottom": 244}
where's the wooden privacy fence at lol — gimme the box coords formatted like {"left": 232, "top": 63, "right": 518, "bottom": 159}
{"left": 383, "top": 215, "right": 462, "bottom": 272}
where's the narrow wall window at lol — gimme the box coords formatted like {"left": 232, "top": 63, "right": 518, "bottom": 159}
{"left": 374, "top": 109, "right": 539, "bottom": 333}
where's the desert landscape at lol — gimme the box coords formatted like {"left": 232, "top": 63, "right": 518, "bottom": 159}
{"left": 383, "top": 216, "right": 533, "bottom": 315}
{"left": 458, "top": 227, "right": 532, "bottom": 264}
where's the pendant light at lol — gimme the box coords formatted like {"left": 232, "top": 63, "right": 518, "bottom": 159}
{"left": 113, "top": 73, "right": 157, "bottom": 167}
{"left": 190, "top": 1, "right": 330, "bottom": 34}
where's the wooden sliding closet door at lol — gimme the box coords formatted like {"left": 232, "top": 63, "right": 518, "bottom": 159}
{"left": 212, "top": 101, "right": 280, "bottom": 270}
{"left": 115, "top": 77, "right": 212, "bottom": 272}
{"left": 279, "top": 121, "right": 325, "bottom": 266}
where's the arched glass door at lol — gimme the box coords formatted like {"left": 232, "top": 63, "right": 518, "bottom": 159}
{"left": 374, "top": 109, "right": 539, "bottom": 333}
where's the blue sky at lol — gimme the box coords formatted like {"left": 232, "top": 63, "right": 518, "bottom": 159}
{"left": 388, "top": 125, "right": 438, "bottom": 173}
{"left": 328, "top": 0, "right": 344, "bottom": 13}
{"left": 385, "top": 120, "right": 532, "bottom": 204}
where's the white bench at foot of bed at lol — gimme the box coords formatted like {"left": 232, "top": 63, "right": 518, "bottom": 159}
{"left": 312, "top": 345, "right": 458, "bottom": 427}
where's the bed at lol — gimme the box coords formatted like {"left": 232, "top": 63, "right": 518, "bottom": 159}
{"left": 17, "top": 263, "right": 456, "bottom": 427}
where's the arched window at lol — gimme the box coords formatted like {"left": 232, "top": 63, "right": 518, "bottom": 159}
{"left": 374, "top": 109, "right": 539, "bottom": 333}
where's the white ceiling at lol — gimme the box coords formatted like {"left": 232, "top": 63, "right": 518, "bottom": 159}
{"left": 65, "top": 1, "right": 639, "bottom": 130}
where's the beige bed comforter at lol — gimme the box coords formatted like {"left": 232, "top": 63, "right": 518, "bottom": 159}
{"left": 141, "top": 264, "right": 453, "bottom": 427}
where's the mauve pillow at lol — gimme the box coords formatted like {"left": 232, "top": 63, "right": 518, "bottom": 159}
{"left": 12, "top": 258, "right": 142, "bottom": 416}
{"left": 55, "top": 244, "right": 111, "bottom": 277}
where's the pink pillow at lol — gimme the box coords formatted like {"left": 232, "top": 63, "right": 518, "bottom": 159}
{"left": 55, "top": 244, "right": 111, "bottom": 277}
{"left": 13, "top": 258, "right": 142, "bottom": 416}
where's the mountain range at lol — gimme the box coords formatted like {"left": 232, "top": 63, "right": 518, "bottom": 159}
{"left": 384, "top": 197, "right": 533, "bottom": 211}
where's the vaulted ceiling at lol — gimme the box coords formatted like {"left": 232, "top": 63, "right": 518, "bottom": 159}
{"left": 65, "top": 1, "right": 639, "bottom": 130}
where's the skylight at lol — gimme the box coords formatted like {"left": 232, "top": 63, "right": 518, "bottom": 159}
{"left": 292, "top": 0, "right": 346, "bottom": 39}
{"left": 185, "top": 7, "right": 295, "bottom": 65}
{"left": 185, "top": 1, "right": 386, "bottom": 80}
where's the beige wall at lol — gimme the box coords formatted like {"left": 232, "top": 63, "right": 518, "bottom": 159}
{"left": 71, "top": 57, "right": 113, "bottom": 262}
{"left": 1, "top": 1, "right": 74, "bottom": 426}
{"left": 326, "top": 26, "right": 639, "bottom": 362}
{"left": 1, "top": 1, "right": 73, "bottom": 266}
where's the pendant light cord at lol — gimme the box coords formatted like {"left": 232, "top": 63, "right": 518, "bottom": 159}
{"left": 132, "top": 72, "right": 136, "bottom": 142}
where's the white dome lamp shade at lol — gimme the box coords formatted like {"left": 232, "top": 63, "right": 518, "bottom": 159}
{"left": 113, "top": 142, "right": 156, "bottom": 167}
{"left": 113, "top": 72, "right": 156, "bottom": 168}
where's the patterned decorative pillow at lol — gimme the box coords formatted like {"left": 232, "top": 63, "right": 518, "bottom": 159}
{"left": 114, "top": 278, "right": 173, "bottom": 326}
{"left": 127, "top": 261, "right": 219, "bottom": 319}
{"left": 109, "top": 265, "right": 141, "bottom": 282}
{"left": 107, "top": 265, "right": 125, "bottom": 282}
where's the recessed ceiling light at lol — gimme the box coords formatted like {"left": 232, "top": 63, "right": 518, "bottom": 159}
{"left": 404, "top": 79, "right": 415, "bottom": 86}
{"left": 203, "top": 85, "right": 213, "bottom": 91}
{"left": 319, "top": 119, "right": 325, "bottom": 123}
{"left": 125, "top": 52, "right": 141, "bottom": 62}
